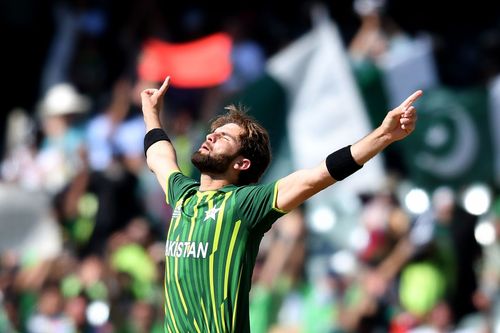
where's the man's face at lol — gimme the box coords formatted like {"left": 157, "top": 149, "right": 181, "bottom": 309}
{"left": 191, "top": 123, "right": 244, "bottom": 174}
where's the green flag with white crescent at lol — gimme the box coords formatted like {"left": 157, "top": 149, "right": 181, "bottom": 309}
{"left": 403, "top": 86, "right": 494, "bottom": 190}
{"left": 351, "top": 43, "right": 495, "bottom": 190}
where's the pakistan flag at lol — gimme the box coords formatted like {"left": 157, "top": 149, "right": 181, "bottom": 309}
{"left": 357, "top": 70, "right": 496, "bottom": 191}
{"left": 352, "top": 48, "right": 496, "bottom": 191}
{"left": 402, "top": 86, "right": 495, "bottom": 190}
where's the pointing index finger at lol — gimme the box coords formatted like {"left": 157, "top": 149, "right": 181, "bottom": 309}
{"left": 402, "top": 90, "right": 423, "bottom": 108}
{"left": 158, "top": 76, "right": 170, "bottom": 96}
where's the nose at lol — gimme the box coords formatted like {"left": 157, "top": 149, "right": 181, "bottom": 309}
{"left": 206, "top": 132, "right": 218, "bottom": 143}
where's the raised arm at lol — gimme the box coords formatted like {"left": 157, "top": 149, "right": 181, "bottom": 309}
{"left": 141, "top": 76, "right": 180, "bottom": 194}
{"left": 276, "top": 90, "right": 423, "bottom": 212}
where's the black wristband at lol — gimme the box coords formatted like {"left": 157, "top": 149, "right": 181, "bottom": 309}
{"left": 144, "top": 128, "right": 171, "bottom": 156}
{"left": 325, "top": 145, "right": 363, "bottom": 181}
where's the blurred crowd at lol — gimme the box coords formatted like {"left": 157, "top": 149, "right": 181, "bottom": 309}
{"left": 1, "top": 0, "right": 500, "bottom": 332}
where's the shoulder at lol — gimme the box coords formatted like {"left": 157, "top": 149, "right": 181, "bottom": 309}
{"left": 231, "top": 181, "right": 280, "bottom": 201}
{"left": 166, "top": 171, "right": 199, "bottom": 205}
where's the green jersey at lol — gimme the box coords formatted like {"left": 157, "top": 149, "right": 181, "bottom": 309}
{"left": 163, "top": 171, "right": 286, "bottom": 333}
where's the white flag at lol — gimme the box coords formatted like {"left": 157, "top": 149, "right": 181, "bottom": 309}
{"left": 266, "top": 8, "right": 386, "bottom": 199}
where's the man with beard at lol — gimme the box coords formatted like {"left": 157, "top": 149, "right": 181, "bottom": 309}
{"left": 141, "top": 76, "right": 422, "bottom": 333}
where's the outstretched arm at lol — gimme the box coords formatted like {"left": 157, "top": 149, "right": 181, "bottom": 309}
{"left": 275, "top": 90, "right": 422, "bottom": 212}
{"left": 141, "top": 76, "right": 180, "bottom": 194}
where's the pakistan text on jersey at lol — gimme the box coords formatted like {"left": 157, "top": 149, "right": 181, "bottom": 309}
{"left": 165, "top": 241, "right": 209, "bottom": 259}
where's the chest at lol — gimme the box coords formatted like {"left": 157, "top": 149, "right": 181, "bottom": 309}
{"left": 167, "top": 192, "right": 235, "bottom": 242}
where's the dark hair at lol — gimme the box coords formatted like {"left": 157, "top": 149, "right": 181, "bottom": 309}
{"left": 210, "top": 104, "right": 271, "bottom": 185}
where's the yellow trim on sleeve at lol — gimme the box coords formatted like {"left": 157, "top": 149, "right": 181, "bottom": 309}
{"left": 165, "top": 170, "right": 181, "bottom": 205}
{"left": 272, "top": 180, "right": 288, "bottom": 214}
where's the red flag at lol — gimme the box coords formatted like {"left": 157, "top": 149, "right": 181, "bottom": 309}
{"left": 137, "top": 33, "right": 233, "bottom": 88}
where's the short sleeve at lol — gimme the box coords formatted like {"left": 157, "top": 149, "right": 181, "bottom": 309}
{"left": 166, "top": 171, "right": 199, "bottom": 206}
{"left": 234, "top": 181, "right": 287, "bottom": 234}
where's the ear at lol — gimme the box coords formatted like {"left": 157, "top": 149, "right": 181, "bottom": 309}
{"left": 233, "top": 157, "right": 251, "bottom": 171}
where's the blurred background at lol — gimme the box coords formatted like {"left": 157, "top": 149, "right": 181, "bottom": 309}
{"left": 1, "top": 0, "right": 500, "bottom": 332}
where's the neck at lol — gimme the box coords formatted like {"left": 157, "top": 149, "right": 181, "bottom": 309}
{"left": 199, "top": 173, "right": 235, "bottom": 191}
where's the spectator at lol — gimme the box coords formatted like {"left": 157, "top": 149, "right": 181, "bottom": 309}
{"left": 35, "top": 83, "right": 90, "bottom": 195}
{"left": 27, "top": 284, "right": 75, "bottom": 333}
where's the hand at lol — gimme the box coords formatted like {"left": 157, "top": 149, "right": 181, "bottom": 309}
{"left": 141, "top": 76, "right": 170, "bottom": 116}
{"left": 380, "top": 90, "right": 423, "bottom": 142}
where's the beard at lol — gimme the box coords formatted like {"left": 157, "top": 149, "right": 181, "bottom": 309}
{"left": 191, "top": 150, "right": 238, "bottom": 174}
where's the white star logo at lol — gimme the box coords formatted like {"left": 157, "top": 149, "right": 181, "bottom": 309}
{"left": 204, "top": 206, "right": 220, "bottom": 222}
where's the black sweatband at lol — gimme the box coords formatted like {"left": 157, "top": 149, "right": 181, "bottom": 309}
{"left": 144, "top": 128, "right": 171, "bottom": 156}
{"left": 325, "top": 145, "right": 363, "bottom": 181}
